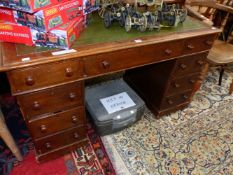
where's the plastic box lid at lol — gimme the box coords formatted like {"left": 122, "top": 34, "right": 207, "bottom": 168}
{"left": 85, "top": 78, "right": 145, "bottom": 123}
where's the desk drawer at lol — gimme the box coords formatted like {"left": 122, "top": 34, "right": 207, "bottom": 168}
{"left": 166, "top": 74, "right": 199, "bottom": 96}
{"left": 17, "top": 82, "right": 84, "bottom": 118}
{"left": 7, "top": 59, "right": 83, "bottom": 95}
{"left": 139, "top": 40, "right": 183, "bottom": 62}
{"left": 28, "top": 106, "right": 85, "bottom": 139}
{"left": 160, "top": 91, "right": 192, "bottom": 110}
{"left": 84, "top": 40, "right": 183, "bottom": 76}
{"left": 35, "top": 126, "right": 86, "bottom": 154}
{"left": 182, "top": 35, "right": 215, "bottom": 55}
{"left": 172, "top": 52, "right": 207, "bottom": 77}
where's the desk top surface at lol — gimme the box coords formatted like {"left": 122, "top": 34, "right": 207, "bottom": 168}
{"left": 0, "top": 14, "right": 220, "bottom": 72}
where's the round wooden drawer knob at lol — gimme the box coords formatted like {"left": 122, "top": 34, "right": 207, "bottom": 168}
{"left": 25, "top": 76, "right": 35, "bottom": 86}
{"left": 168, "top": 99, "right": 173, "bottom": 105}
{"left": 73, "top": 132, "right": 79, "bottom": 139}
{"left": 102, "top": 61, "right": 110, "bottom": 69}
{"left": 174, "top": 83, "right": 180, "bottom": 88}
{"left": 45, "top": 142, "right": 51, "bottom": 149}
{"left": 187, "top": 44, "right": 194, "bottom": 50}
{"left": 65, "top": 67, "right": 73, "bottom": 77}
{"left": 40, "top": 125, "right": 47, "bottom": 133}
{"left": 180, "top": 64, "right": 187, "bottom": 69}
{"left": 165, "top": 49, "right": 172, "bottom": 55}
{"left": 33, "top": 101, "right": 40, "bottom": 110}
{"left": 72, "top": 115, "right": 78, "bottom": 123}
{"left": 206, "top": 40, "right": 213, "bottom": 46}
{"left": 69, "top": 92, "right": 76, "bottom": 101}
{"left": 189, "top": 79, "right": 195, "bottom": 84}
{"left": 197, "top": 60, "right": 204, "bottom": 66}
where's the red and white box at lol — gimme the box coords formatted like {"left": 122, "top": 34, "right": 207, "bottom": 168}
{"left": 0, "top": 8, "right": 15, "bottom": 23}
{"left": 0, "top": 22, "right": 34, "bottom": 46}
{"left": 32, "top": 16, "right": 85, "bottom": 49}
{"left": 0, "top": 0, "right": 83, "bottom": 32}
{"left": 0, "top": 0, "right": 71, "bottom": 13}
{"left": 0, "top": 16, "right": 85, "bottom": 49}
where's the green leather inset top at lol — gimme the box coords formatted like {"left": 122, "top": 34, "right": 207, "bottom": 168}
{"left": 16, "top": 14, "right": 208, "bottom": 55}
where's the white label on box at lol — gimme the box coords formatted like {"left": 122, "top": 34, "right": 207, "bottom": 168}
{"left": 52, "top": 49, "right": 77, "bottom": 56}
{"left": 100, "top": 92, "right": 136, "bottom": 114}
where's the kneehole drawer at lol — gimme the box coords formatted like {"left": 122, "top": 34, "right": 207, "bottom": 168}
{"left": 166, "top": 74, "right": 199, "bottom": 96}
{"left": 183, "top": 35, "right": 216, "bottom": 54}
{"left": 34, "top": 126, "right": 86, "bottom": 154}
{"left": 172, "top": 52, "right": 207, "bottom": 76}
{"left": 28, "top": 106, "right": 85, "bottom": 139}
{"left": 17, "top": 82, "right": 84, "bottom": 119}
{"left": 160, "top": 91, "right": 192, "bottom": 110}
{"left": 7, "top": 59, "right": 83, "bottom": 95}
{"left": 84, "top": 40, "right": 183, "bottom": 77}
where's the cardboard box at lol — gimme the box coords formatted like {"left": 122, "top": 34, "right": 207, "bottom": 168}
{"left": 0, "top": 0, "right": 83, "bottom": 32}
{"left": 0, "top": 0, "right": 71, "bottom": 13}
{"left": 0, "top": 22, "right": 34, "bottom": 46}
{"left": 32, "top": 16, "right": 84, "bottom": 49}
{"left": 0, "top": 8, "right": 15, "bottom": 23}
{"left": 0, "top": 16, "right": 85, "bottom": 49}
{"left": 83, "top": 0, "right": 99, "bottom": 15}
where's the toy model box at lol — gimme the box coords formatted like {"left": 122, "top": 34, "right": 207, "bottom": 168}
{"left": 32, "top": 16, "right": 84, "bottom": 49}
{"left": 0, "top": 17, "right": 85, "bottom": 49}
{"left": 0, "top": 0, "right": 83, "bottom": 32}
{"left": 0, "top": 8, "right": 15, "bottom": 23}
{"left": 0, "top": 0, "right": 71, "bottom": 13}
{"left": 85, "top": 79, "right": 145, "bottom": 136}
{"left": 0, "top": 22, "right": 34, "bottom": 46}
{"left": 83, "top": 0, "right": 99, "bottom": 15}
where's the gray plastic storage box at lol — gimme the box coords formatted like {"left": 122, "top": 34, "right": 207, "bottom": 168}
{"left": 85, "top": 78, "right": 145, "bottom": 136}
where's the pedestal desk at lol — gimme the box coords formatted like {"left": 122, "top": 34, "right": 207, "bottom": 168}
{"left": 0, "top": 12, "right": 220, "bottom": 162}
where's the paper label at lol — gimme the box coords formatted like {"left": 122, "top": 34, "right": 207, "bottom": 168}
{"left": 21, "top": 57, "right": 30, "bottom": 62}
{"left": 52, "top": 49, "right": 76, "bottom": 56}
{"left": 100, "top": 92, "right": 136, "bottom": 114}
{"left": 134, "top": 39, "right": 142, "bottom": 43}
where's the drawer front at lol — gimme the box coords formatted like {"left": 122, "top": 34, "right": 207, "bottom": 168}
{"left": 84, "top": 40, "right": 183, "bottom": 76}
{"left": 183, "top": 35, "right": 216, "bottom": 54}
{"left": 17, "top": 82, "right": 84, "bottom": 118}
{"left": 166, "top": 74, "right": 199, "bottom": 96}
{"left": 182, "top": 35, "right": 216, "bottom": 55}
{"left": 160, "top": 91, "right": 192, "bottom": 110}
{"left": 35, "top": 126, "right": 86, "bottom": 154}
{"left": 28, "top": 106, "right": 85, "bottom": 139}
{"left": 172, "top": 52, "right": 208, "bottom": 77}
{"left": 7, "top": 59, "right": 83, "bottom": 94}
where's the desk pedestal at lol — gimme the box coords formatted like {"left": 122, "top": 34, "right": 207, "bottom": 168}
{"left": 125, "top": 52, "right": 208, "bottom": 117}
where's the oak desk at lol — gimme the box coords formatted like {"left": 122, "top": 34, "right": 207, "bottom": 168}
{"left": 0, "top": 15, "right": 220, "bottom": 162}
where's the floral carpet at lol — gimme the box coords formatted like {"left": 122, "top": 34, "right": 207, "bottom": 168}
{"left": 0, "top": 95, "right": 115, "bottom": 175}
{"left": 10, "top": 127, "right": 115, "bottom": 175}
{"left": 102, "top": 68, "right": 233, "bottom": 175}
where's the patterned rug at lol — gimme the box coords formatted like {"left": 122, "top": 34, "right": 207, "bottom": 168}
{"left": 0, "top": 95, "right": 115, "bottom": 175}
{"left": 10, "top": 125, "right": 115, "bottom": 175}
{"left": 102, "top": 68, "right": 233, "bottom": 175}
{"left": 0, "top": 94, "right": 32, "bottom": 175}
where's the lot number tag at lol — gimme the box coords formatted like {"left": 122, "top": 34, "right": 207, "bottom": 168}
{"left": 100, "top": 92, "right": 136, "bottom": 114}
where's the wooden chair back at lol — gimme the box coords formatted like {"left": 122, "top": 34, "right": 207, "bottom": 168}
{"left": 185, "top": 0, "right": 233, "bottom": 41}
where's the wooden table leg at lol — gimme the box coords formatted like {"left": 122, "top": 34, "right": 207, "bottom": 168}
{"left": 229, "top": 79, "right": 233, "bottom": 95}
{"left": 0, "top": 109, "right": 23, "bottom": 161}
